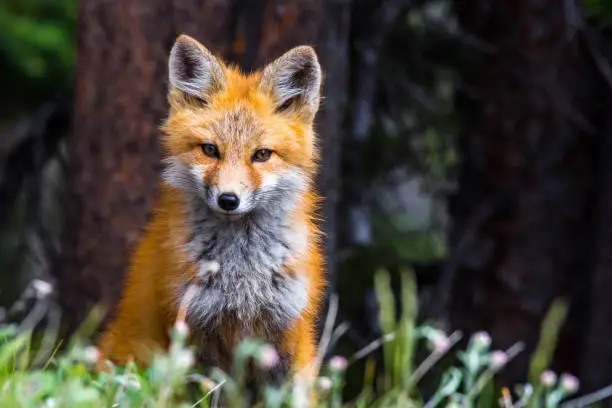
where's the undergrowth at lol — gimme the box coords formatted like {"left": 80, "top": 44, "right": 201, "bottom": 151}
{"left": 0, "top": 269, "right": 606, "bottom": 407}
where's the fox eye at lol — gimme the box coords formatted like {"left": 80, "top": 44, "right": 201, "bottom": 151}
{"left": 202, "top": 143, "right": 219, "bottom": 158}
{"left": 275, "top": 97, "right": 296, "bottom": 113}
{"left": 253, "top": 148, "right": 273, "bottom": 162}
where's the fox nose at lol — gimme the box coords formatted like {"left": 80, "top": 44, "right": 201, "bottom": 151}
{"left": 218, "top": 193, "right": 240, "bottom": 211}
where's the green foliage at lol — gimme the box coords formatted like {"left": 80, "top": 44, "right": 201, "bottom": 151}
{"left": 585, "top": 0, "right": 612, "bottom": 28}
{"left": 528, "top": 299, "right": 569, "bottom": 385}
{"left": 0, "top": 272, "right": 595, "bottom": 407}
{"left": 0, "top": 0, "right": 75, "bottom": 118}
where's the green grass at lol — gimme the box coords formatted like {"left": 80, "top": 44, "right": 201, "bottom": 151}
{"left": 0, "top": 271, "right": 601, "bottom": 407}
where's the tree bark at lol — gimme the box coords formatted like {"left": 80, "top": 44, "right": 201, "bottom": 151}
{"left": 579, "top": 28, "right": 612, "bottom": 395}
{"left": 56, "top": 0, "right": 237, "bottom": 334}
{"left": 448, "top": 0, "right": 597, "bottom": 384}
{"left": 57, "top": 0, "right": 348, "bottom": 335}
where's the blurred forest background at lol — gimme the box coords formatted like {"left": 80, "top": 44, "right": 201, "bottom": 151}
{"left": 5, "top": 0, "right": 612, "bottom": 402}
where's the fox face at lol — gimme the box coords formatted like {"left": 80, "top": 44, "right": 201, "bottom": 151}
{"left": 161, "top": 35, "right": 322, "bottom": 221}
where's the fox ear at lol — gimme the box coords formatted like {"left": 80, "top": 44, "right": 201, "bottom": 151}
{"left": 259, "top": 46, "right": 322, "bottom": 121}
{"left": 168, "top": 35, "right": 226, "bottom": 105}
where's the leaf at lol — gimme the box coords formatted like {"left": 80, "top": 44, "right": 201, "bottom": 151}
{"left": 528, "top": 299, "right": 569, "bottom": 384}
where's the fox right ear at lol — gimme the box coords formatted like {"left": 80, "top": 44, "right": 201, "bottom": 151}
{"left": 168, "top": 35, "right": 226, "bottom": 104}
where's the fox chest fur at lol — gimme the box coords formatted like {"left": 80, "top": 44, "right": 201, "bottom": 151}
{"left": 172, "top": 171, "right": 310, "bottom": 335}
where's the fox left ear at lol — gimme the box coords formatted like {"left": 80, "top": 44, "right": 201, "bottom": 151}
{"left": 168, "top": 34, "right": 226, "bottom": 106}
{"left": 259, "top": 46, "right": 322, "bottom": 121}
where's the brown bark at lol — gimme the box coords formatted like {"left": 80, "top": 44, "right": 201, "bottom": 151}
{"left": 56, "top": 0, "right": 236, "bottom": 334}
{"left": 448, "top": 0, "right": 597, "bottom": 384}
{"left": 57, "top": 0, "right": 348, "bottom": 334}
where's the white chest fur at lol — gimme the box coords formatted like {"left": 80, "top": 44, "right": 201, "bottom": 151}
{"left": 182, "top": 211, "right": 310, "bottom": 329}
{"left": 163, "top": 168, "right": 310, "bottom": 330}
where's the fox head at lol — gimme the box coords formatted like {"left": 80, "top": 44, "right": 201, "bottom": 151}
{"left": 161, "top": 35, "right": 322, "bottom": 220}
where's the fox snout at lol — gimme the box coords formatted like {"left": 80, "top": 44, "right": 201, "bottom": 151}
{"left": 217, "top": 193, "right": 240, "bottom": 211}
{"left": 205, "top": 179, "right": 255, "bottom": 218}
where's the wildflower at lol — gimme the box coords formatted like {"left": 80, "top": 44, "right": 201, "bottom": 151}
{"left": 540, "top": 370, "right": 557, "bottom": 387}
{"left": 489, "top": 350, "right": 508, "bottom": 369}
{"left": 560, "top": 373, "right": 580, "bottom": 393}
{"left": 83, "top": 346, "right": 100, "bottom": 365}
{"left": 257, "top": 344, "right": 280, "bottom": 369}
{"left": 175, "top": 349, "right": 195, "bottom": 369}
{"left": 123, "top": 374, "right": 142, "bottom": 390}
{"left": 44, "top": 398, "right": 57, "bottom": 408}
{"left": 472, "top": 331, "right": 491, "bottom": 349}
{"left": 431, "top": 331, "right": 451, "bottom": 354}
{"left": 174, "top": 320, "right": 190, "bottom": 338}
{"left": 32, "top": 279, "right": 53, "bottom": 299}
{"left": 329, "top": 356, "right": 348, "bottom": 372}
{"left": 316, "top": 376, "right": 333, "bottom": 392}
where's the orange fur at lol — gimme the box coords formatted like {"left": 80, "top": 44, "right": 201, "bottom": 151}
{"left": 96, "top": 35, "right": 326, "bottom": 385}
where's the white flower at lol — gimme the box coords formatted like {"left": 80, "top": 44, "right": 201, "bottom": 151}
{"left": 83, "top": 346, "right": 100, "bottom": 364}
{"left": 316, "top": 376, "right": 333, "bottom": 392}
{"left": 175, "top": 350, "right": 195, "bottom": 369}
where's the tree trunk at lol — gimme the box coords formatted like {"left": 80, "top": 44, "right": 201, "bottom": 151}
{"left": 579, "top": 29, "right": 612, "bottom": 395}
{"left": 56, "top": 0, "right": 237, "bottom": 334}
{"left": 57, "top": 0, "right": 348, "bottom": 335}
{"left": 448, "top": 0, "right": 597, "bottom": 384}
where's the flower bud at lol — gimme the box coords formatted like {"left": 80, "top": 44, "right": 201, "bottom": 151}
{"left": 431, "top": 332, "right": 451, "bottom": 354}
{"left": 329, "top": 356, "right": 348, "bottom": 372}
{"left": 472, "top": 331, "right": 491, "bottom": 349}
{"left": 539, "top": 370, "right": 557, "bottom": 387}
{"left": 489, "top": 350, "right": 508, "bottom": 369}
{"left": 316, "top": 376, "right": 333, "bottom": 392}
{"left": 83, "top": 346, "right": 100, "bottom": 365}
{"left": 560, "top": 373, "right": 579, "bottom": 393}
{"left": 257, "top": 344, "right": 280, "bottom": 369}
{"left": 175, "top": 350, "right": 195, "bottom": 369}
{"left": 174, "top": 320, "right": 190, "bottom": 338}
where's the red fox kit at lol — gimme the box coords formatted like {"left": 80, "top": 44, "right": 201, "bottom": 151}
{"left": 97, "top": 34, "right": 326, "bottom": 383}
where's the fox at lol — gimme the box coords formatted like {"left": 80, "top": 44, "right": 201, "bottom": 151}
{"left": 96, "top": 34, "right": 327, "bottom": 387}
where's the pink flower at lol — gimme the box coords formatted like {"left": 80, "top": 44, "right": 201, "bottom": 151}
{"left": 257, "top": 344, "right": 279, "bottom": 369}
{"left": 539, "top": 370, "right": 557, "bottom": 387}
{"left": 174, "top": 320, "right": 190, "bottom": 338}
{"left": 560, "top": 373, "right": 579, "bottom": 393}
{"left": 431, "top": 332, "right": 451, "bottom": 354}
{"left": 473, "top": 331, "right": 491, "bottom": 349}
{"left": 329, "top": 356, "right": 348, "bottom": 372}
{"left": 489, "top": 350, "right": 508, "bottom": 369}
